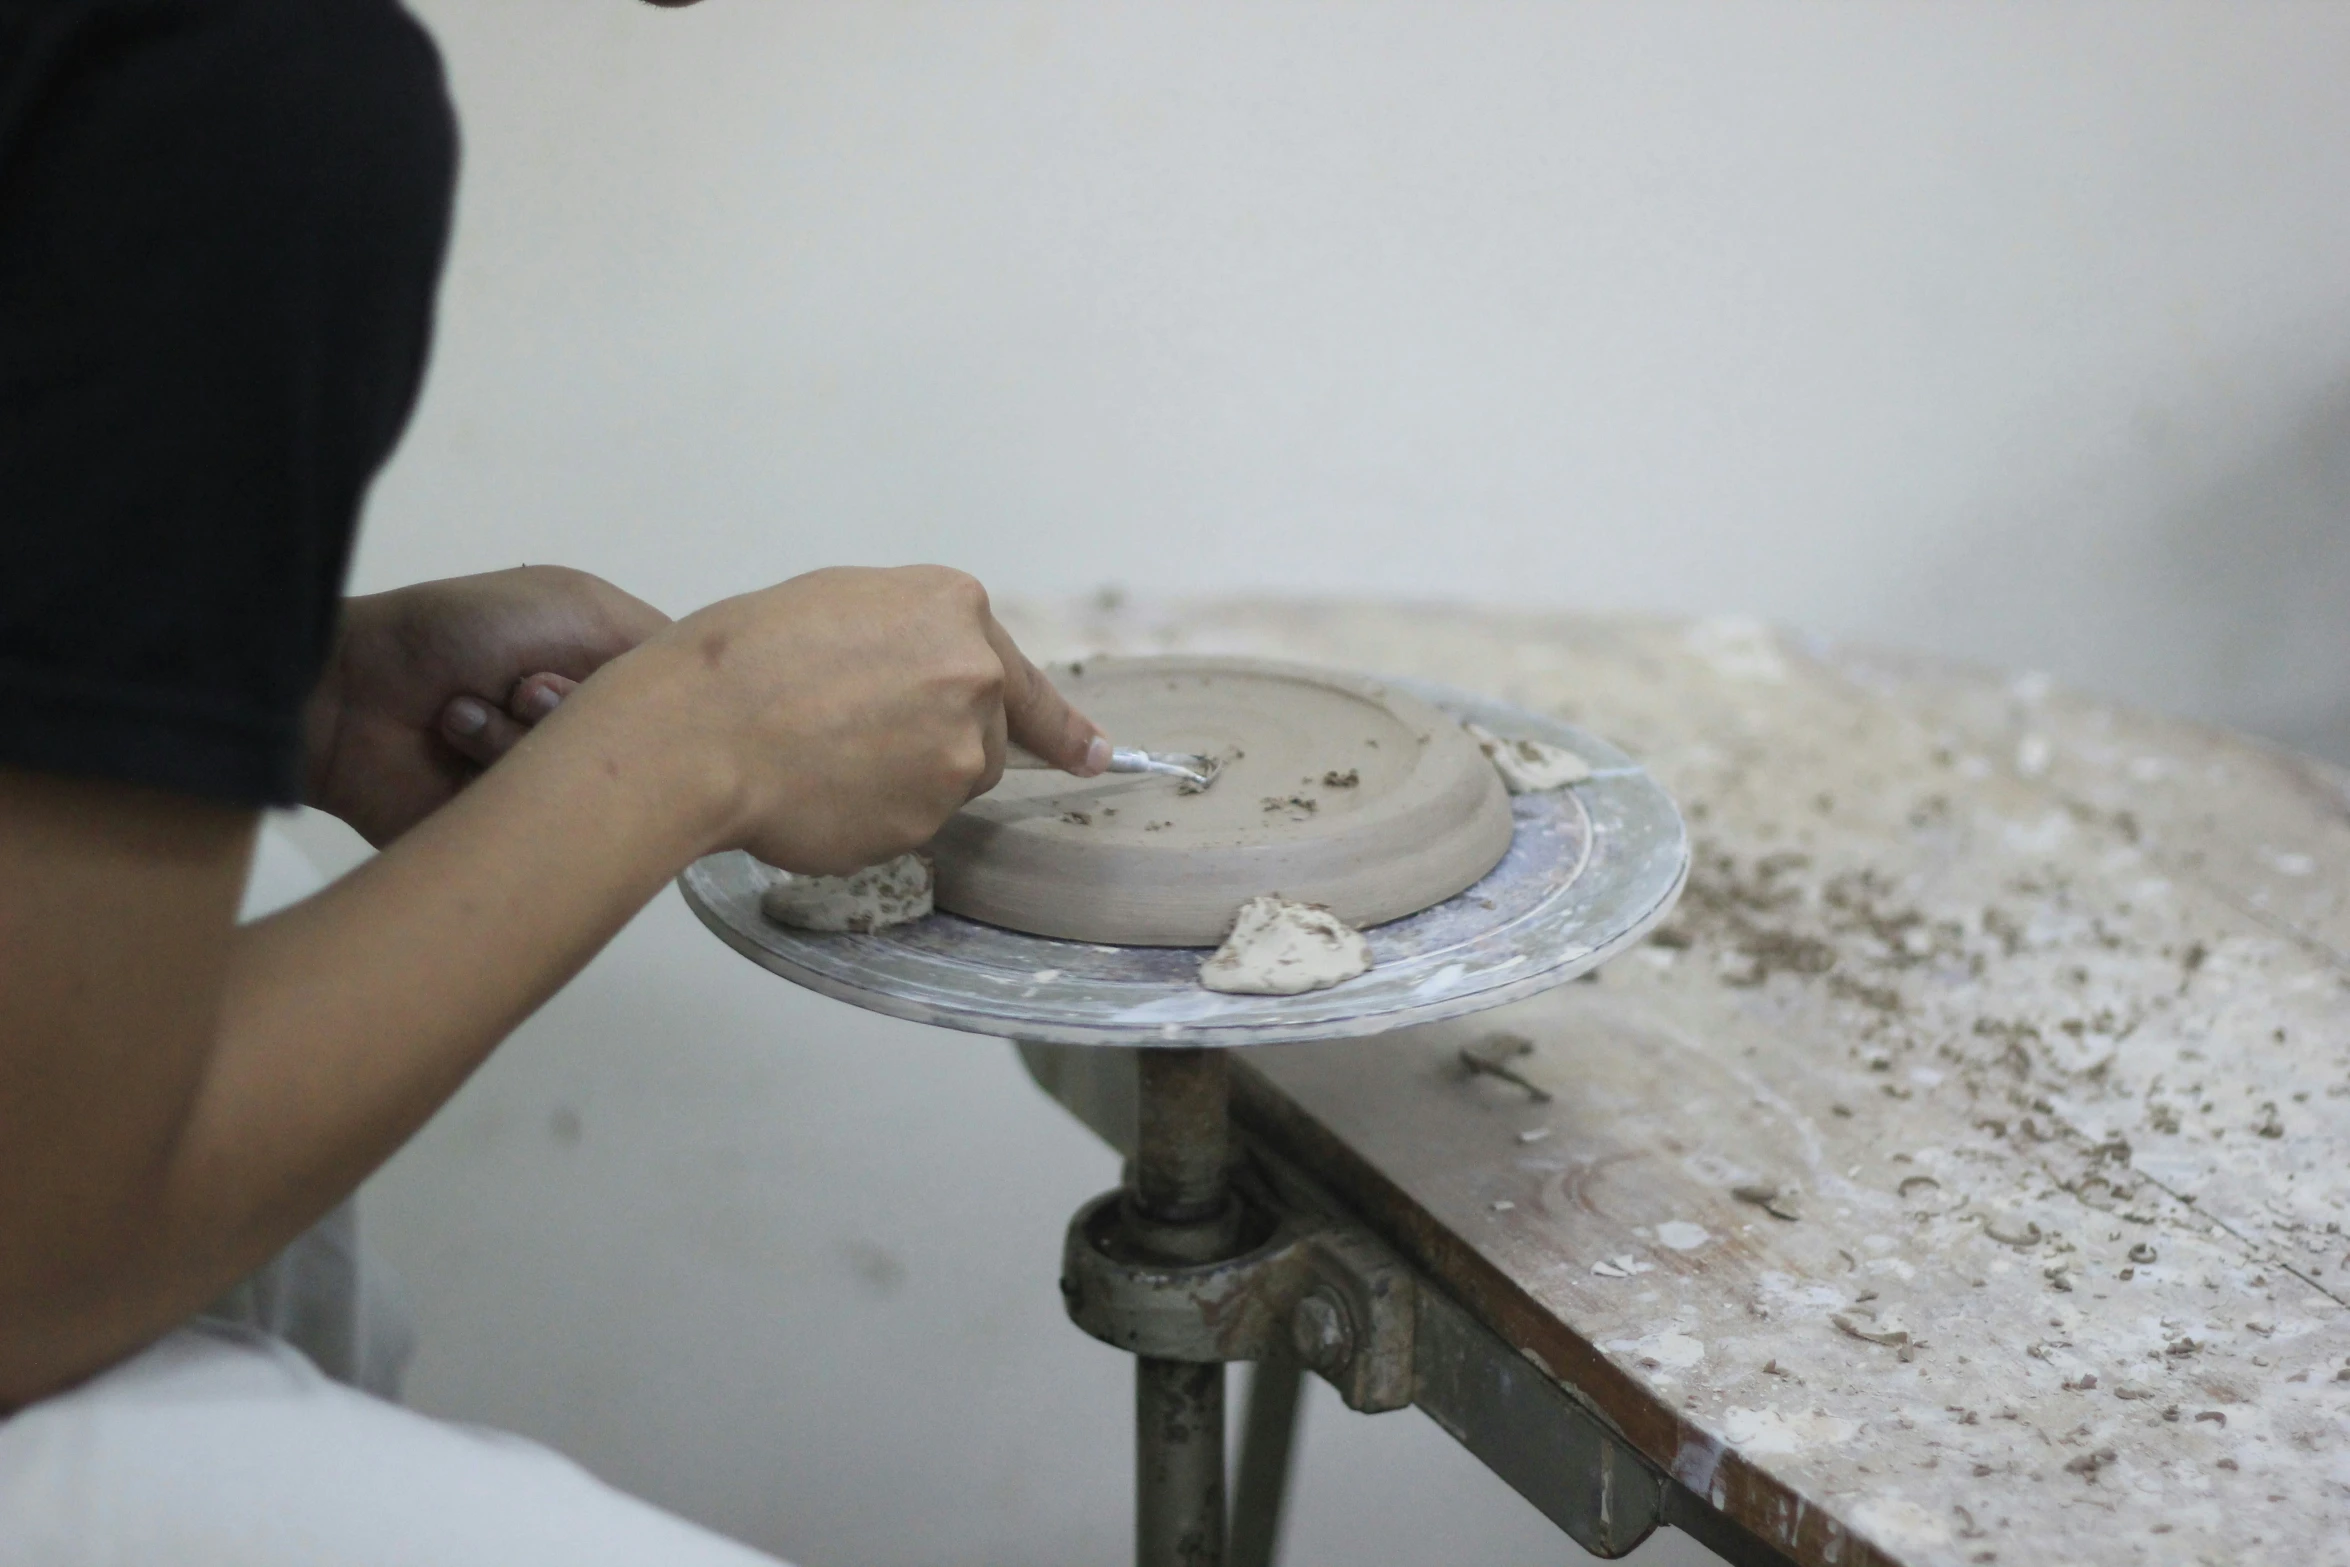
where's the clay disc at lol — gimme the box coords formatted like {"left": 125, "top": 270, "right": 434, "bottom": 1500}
{"left": 928, "top": 655, "right": 1513, "bottom": 945}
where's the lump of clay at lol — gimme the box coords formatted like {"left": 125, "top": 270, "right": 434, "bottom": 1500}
{"left": 1464, "top": 721, "right": 1593, "bottom": 794}
{"left": 760, "top": 853, "right": 932, "bottom": 934}
{"left": 1198, "top": 895, "right": 1372, "bottom": 996}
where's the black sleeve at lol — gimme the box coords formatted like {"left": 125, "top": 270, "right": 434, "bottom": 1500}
{"left": 0, "top": 0, "right": 455, "bottom": 805}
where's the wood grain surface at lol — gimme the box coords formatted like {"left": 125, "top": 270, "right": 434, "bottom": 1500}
{"left": 1005, "top": 599, "right": 2350, "bottom": 1567}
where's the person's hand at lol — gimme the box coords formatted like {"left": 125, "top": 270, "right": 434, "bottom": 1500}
{"left": 306, "top": 567, "right": 669, "bottom": 846}
{"left": 549, "top": 565, "right": 1107, "bottom": 875}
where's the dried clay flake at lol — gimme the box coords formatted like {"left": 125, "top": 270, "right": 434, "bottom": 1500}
{"left": 1198, "top": 895, "right": 1372, "bottom": 996}
{"left": 761, "top": 853, "right": 933, "bottom": 933}
{"left": 1463, "top": 721, "right": 1593, "bottom": 793}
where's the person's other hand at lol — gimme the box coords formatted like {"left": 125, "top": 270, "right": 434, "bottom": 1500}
{"left": 552, "top": 565, "right": 1106, "bottom": 876}
{"left": 306, "top": 567, "right": 669, "bottom": 845}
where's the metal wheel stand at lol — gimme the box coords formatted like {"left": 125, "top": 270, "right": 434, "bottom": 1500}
{"left": 1130, "top": 1049, "right": 1237, "bottom": 1567}
{"left": 1067, "top": 1045, "right": 1421, "bottom": 1567}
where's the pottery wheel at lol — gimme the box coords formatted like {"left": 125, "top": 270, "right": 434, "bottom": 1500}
{"left": 929, "top": 656, "right": 1514, "bottom": 946}
{"left": 676, "top": 676, "right": 1686, "bottom": 1050}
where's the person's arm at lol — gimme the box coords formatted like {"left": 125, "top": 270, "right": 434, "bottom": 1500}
{"left": 0, "top": 565, "right": 1101, "bottom": 1409}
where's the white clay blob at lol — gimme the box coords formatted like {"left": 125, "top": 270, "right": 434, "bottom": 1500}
{"left": 1465, "top": 721, "right": 1593, "bottom": 793}
{"left": 760, "top": 853, "right": 933, "bottom": 933}
{"left": 1198, "top": 895, "right": 1373, "bottom": 995}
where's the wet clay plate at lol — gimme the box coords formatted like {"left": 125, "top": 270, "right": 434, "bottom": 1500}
{"left": 931, "top": 656, "right": 1515, "bottom": 945}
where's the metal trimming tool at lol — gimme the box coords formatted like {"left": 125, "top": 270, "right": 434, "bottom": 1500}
{"left": 1006, "top": 741, "right": 1219, "bottom": 790}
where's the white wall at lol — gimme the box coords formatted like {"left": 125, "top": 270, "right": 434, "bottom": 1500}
{"left": 343, "top": 2, "right": 2350, "bottom": 1563}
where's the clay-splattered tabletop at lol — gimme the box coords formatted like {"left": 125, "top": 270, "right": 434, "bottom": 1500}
{"left": 1004, "top": 598, "right": 2350, "bottom": 1567}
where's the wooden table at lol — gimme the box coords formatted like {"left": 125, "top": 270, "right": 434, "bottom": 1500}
{"left": 1005, "top": 599, "right": 2350, "bottom": 1567}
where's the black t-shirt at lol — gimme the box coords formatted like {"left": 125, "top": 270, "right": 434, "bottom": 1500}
{"left": 0, "top": 0, "right": 455, "bottom": 805}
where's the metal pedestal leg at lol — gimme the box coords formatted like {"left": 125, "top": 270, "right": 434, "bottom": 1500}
{"left": 1229, "top": 1359, "right": 1306, "bottom": 1567}
{"left": 1137, "top": 1358, "right": 1225, "bottom": 1567}
{"left": 1131, "top": 1049, "right": 1235, "bottom": 1567}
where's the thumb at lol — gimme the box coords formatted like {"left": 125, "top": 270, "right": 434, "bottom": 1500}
{"left": 985, "top": 619, "right": 1110, "bottom": 778}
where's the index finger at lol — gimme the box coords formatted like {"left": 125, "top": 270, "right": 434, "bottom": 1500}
{"left": 983, "top": 617, "right": 1110, "bottom": 778}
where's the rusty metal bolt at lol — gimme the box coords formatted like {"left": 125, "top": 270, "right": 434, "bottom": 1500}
{"left": 1291, "top": 1288, "right": 1355, "bottom": 1374}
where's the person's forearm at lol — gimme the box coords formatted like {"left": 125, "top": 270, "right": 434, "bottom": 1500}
{"left": 202, "top": 652, "right": 731, "bottom": 1283}
{"left": 16, "top": 649, "right": 733, "bottom": 1400}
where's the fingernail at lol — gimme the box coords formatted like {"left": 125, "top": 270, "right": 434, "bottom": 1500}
{"left": 517, "top": 683, "right": 563, "bottom": 721}
{"left": 1081, "top": 735, "right": 1112, "bottom": 776}
{"left": 446, "top": 698, "right": 490, "bottom": 736}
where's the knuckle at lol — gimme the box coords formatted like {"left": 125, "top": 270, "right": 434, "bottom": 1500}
{"left": 963, "top": 650, "right": 1007, "bottom": 693}
{"left": 926, "top": 644, "right": 1003, "bottom": 698}
{"left": 922, "top": 567, "right": 988, "bottom": 614}
{"left": 942, "top": 736, "right": 992, "bottom": 791}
